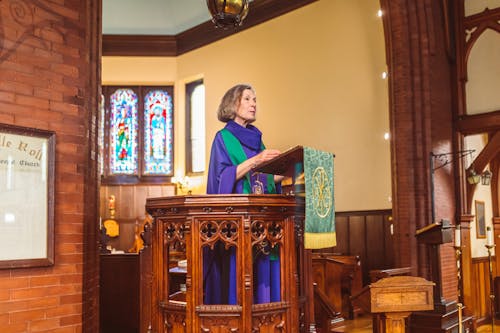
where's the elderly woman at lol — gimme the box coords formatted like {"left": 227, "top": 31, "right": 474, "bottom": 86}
{"left": 207, "top": 83, "right": 281, "bottom": 194}
{"left": 205, "top": 83, "right": 282, "bottom": 305}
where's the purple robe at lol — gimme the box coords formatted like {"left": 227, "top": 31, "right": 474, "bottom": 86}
{"left": 204, "top": 121, "right": 281, "bottom": 304}
{"left": 207, "top": 121, "right": 272, "bottom": 194}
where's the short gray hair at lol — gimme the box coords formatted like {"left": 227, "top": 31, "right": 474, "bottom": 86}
{"left": 217, "top": 84, "right": 255, "bottom": 122}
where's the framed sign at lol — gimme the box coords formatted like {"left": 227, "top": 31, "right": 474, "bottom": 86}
{"left": 475, "top": 200, "right": 486, "bottom": 239}
{"left": 0, "top": 124, "right": 55, "bottom": 269}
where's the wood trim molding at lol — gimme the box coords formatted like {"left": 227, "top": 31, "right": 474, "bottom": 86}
{"left": 457, "top": 110, "right": 500, "bottom": 135}
{"left": 102, "top": 35, "right": 177, "bottom": 56}
{"left": 102, "top": 0, "right": 318, "bottom": 56}
{"left": 335, "top": 209, "right": 392, "bottom": 217}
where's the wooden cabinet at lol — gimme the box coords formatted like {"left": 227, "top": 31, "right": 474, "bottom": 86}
{"left": 145, "top": 194, "right": 313, "bottom": 333}
{"left": 100, "top": 254, "right": 140, "bottom": 333}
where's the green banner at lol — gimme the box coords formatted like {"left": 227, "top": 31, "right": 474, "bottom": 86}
{"left": 303, "top": 147, "right": 336, "bottom": 249}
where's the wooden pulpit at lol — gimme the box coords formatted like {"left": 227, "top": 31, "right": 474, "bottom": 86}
{"left": 145, "top": 194, "right": 310, "bottom": 332}
{"left": 351, "top": 276, "right": 434, "bottom": 333}
{"left": 410, "top": 220, "right": 474, "bottom": 332}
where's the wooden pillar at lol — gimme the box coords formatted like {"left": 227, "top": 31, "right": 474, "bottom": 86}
{"left": 460, "top": 215, "right": 474, "bottom": 316}
{"left": 383, "top": 312, "right": 411, "bottom": 333}
{"left": 493, "top": 217, "right": 500, "bottom": 273}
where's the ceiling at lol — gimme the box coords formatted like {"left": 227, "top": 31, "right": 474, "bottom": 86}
{"left": 101, "top": 0, "right": 317, "bottom": 56}
{"left": 102, "top": 0, "right": 211, "bottom": 35}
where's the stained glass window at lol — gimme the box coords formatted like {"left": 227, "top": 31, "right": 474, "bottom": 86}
{"left": 109, "top": 89, "right": 138, "bottom": 174}
{"left": 143, "top": 90, "right": 173, "bottom": 175}
{"left": 101, "top": 85, "right": 174, "bottom": 184}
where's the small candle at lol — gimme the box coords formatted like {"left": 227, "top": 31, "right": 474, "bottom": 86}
{"left": 487, "top": 226, "right": 494, "bottom": 246}
{"left": 455, "top": 226, "right": 461, "bottom": 247}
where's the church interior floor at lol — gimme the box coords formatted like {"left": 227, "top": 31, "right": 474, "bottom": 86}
{"left": 337, "top": 317, "right": 499, "bottom": 332}
{"left": 337, "top": 315, "right": 373, "bottom": 333}
{"left": 477, "top": 323, "right": 500, "bottom": 332}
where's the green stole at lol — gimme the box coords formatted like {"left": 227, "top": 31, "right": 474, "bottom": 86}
{"left": 220, "top": 129, "right": 276, "bottom": 194}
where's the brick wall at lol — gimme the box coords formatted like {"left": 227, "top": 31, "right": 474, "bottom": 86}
{"left": 0, "top": 1, "right": 99, "bottom": 332}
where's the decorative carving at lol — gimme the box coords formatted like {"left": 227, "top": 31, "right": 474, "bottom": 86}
{"left": 165, "top": 312, "right": 186, "bottom": 330}
{"left": 251, "top": 219, "right": 284, "bottom": 248}
{"left": 199, "top": 219, "right": 239, "bottom": 248}
{"left": 252, "top": 312, "right": 285, "bottom": 332}
{"left": 200, "top": 316, "right": 238, "bottom": 332}
{"left": 163, "top": 221, "right": 186, "bottom": 246}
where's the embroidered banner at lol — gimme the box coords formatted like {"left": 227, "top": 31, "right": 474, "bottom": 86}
{"left": 303, "top": 147, "right": 336, "bottom": 249}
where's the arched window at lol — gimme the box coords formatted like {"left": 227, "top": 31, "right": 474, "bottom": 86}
{"left": 102, "top": 86, "right": 174, "bottom": 184}
{"left": 186, "top": 80, "right": 205, "bottom": 174}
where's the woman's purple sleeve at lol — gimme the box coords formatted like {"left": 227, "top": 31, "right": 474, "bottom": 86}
{"left": 207, "top": 133, "right": 239, "bottom": 194}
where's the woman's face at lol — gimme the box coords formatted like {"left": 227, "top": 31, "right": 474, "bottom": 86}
{"left": 234, "top": 89, "right": 256, "bottom": 127}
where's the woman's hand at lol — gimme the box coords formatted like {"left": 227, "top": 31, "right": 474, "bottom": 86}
{"left": 253, "top": 149, "right": 281, "bottom": 167}
{"left": 235, "top": 149, "right": 281, "bottom": 181}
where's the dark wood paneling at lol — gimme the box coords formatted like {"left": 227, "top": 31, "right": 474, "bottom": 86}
{"left": 334, "top": 216, "right": 349, "bottom": 254}
{"left": 102, "top": 0, "right": 318, "bottom": 56}
{"left": 366, "top": 215, "right": 386, "bottom": 271}
{"left": 471, "top": 256, "right": 497, "bottom": 325}
{"left": 318, "top": 210, "right": 393, "bottom": 285}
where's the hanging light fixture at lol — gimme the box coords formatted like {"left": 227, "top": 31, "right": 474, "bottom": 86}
{"left": 206, "top": 0, "right": 250, "bottom": 29}
{"left": 466, "top": 169, "right": 481, "bottom": 185}
{"left": 481, "top": 169, "right": 492, "bottom": 186}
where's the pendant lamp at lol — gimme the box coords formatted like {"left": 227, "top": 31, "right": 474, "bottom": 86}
{"left": 206, "top": 0, "right": 250, "bottom": 28}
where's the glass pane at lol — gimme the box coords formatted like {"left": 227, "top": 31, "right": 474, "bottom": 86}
{"left": 109, "top": 89, "right": 138, "bottom": 174}
{"left": 143, "top": 90, "right": 173, "bottom": 175}
{"left": 190, "top": 85, "right": 205, "bottom": 173}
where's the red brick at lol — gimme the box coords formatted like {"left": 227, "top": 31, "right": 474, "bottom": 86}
{"left": 51, "top": 63, "right": 79, "bottom": 78}
{"left": 49, "top": 327, "right": 80, "bottom": 333}
{"left": 30, "top": 275, "right": 61, "bottom": 287}
{"left": 46, "top": 303, "right": 81, "bottom": 318}
{"left": 0, "top": 322, "right": 28, "bottom": 333}
{"left": 50, "top": 101, "right": 79, "bottom": 114}
{"left": 56, "top": 244, "right": 82, "bottom": 254}
{"left": 59, "top": 314, "right": 81, "bottom": 326}
{"left": 11, "top": 285, "right": 80, "bottom": 300}
{"left": 57, "top": 223, "right": 84, "bottom": 235}
{"left": 13, "top": 117, "right": 50, "bottom": 130}
{"left": 0, "top": 277, "right": 30, "bottom": 290}
{"left": 9, "top": 309, "right": 46, "bottom": 323}
{"left": 15, "top": 94, "right": 50, "bottom": 109}
{"left": 29, "top": 317, "right": 60, "bottom": 331}
{"left": 59, "top": 294, "right": 81, "bottom": 305}
{"left": 60, "top": 275, "right": 81, "bottom": 285}
{"left": 56, "top": 254, "right": 83, "bottom": 265}
{"left": 27, "top": 296, "right": 59, "bottom": 310}
{"left": 0, "top": 112, "right": 15, "bottom": 123}
{"left": 0, "top": 289, "right": 10, "bottom": 301}
{"left": 1, "top": 59, "right": 35, "bottom": 75}
{"left": 39, "top": 29, "right": 65, "bottom": 44}
{"left": 0, "top": 312, "right": 9, "bottom": 325}
{"left": 0, "top": 81, "right": 33, "bottom": 95}
{"left": 34, "top": 87, "right": 64, "bottom": 101}
{"left": 0, "top": 91, "right": 16, "bottom": 103}
{"left": 0, "top": 300, "right": 29, "bottom": 313}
